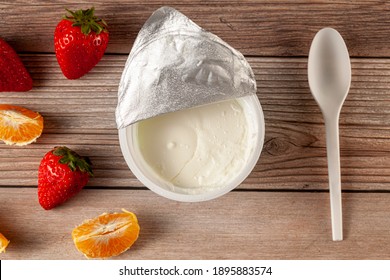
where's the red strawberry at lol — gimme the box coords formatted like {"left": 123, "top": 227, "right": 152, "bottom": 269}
{"left": 0, "top": 38, "right": 33, "bottom": 92}
{"left": 38, "top": 146, "right": 93, "bottom": 210}
{"left": 54, "top": 7, "right": 109, "bottom": 79}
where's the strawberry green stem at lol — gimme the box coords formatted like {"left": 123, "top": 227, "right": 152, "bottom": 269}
{"left": 53, "top": 146, "right": 93, "bottom": 176}
{"left": 64, "top": 7, "right": 108, "bottom": 35}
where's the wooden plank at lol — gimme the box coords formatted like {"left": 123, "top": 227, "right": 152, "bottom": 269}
{"left": 0, "top": 188, "right": 389, "bottom": 259}
{"left": 2, "top": 55, "right": 390, "bottom": 190}
{"left": 1, "top": 1, "right": 390, "bottom": 57}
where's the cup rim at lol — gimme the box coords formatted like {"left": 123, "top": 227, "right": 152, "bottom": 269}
{"left": 118, "top": 95, "right": 265, "bottom": 202}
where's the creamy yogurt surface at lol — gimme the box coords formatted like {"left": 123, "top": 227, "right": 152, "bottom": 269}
{"left": 131, "top": 98, "right": 253, "bottom": 194}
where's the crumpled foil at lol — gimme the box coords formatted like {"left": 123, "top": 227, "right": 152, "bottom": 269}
{"left": 116, "top": 6, "right": 257, "bottom": 129}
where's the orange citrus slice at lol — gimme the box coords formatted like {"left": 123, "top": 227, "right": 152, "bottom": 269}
{"left": 72, "top": 209, "right": 140, "bottom": 259}
{"left": 0, "top": 233, "right": 10, "bottom": 253}
{"left": 0, "top": 104, "right": 44, "bottom": 146}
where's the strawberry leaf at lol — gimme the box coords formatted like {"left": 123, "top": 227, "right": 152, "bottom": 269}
{"left": 53, "top": 146, "right": 93, "bottom": 176}
{"left": 81, "top": 24, "right": 91, "bottom": 35}
{"left": 63, "top": 7, "right": 108, "bottom": 35}
{"left": 53, "top": 147, "right": 67, "bottom": 156}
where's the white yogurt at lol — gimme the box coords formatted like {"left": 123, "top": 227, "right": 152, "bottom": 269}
{"left": 119, "top": 95, "right": 264, "bottom": 202}
{"left": 130, "top": 98, "right": 256, "bottom": 194}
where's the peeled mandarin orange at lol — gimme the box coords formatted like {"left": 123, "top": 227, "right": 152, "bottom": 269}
{"left": 0, "top": 104, "right": 44, "bottom": 146}
{"left": 72, "top": 209, "right": 140, "bottom": 259}
{"left": 0, "top": 233, "right": 10, "bottom": 253}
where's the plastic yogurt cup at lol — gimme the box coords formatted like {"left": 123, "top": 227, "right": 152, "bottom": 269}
{"left": 119, "top": 95, "right": 264, "bottom": 202}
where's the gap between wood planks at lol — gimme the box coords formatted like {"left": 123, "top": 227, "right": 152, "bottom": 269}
{"left": 2, "top": 185, "right": 390, "bottom": 194}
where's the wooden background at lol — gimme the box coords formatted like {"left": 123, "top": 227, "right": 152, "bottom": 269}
{"left": 1, "top": 0, "right": 390, "bottom": 259}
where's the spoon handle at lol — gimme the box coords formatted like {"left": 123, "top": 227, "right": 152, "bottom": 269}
{"left": 325, "top": 114, "right": 343, "bottom": 241}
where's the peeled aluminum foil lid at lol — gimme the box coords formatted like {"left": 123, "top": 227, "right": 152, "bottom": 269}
{"left": 116, "top": 6, "right": 257, "bottom": 129}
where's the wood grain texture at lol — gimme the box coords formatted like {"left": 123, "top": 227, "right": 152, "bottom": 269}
{"left": 2, "top": 0, "right": 390, "bottom": 261}
{"left": 1, "top": 1, "right": 390, "bottom": 57}
{"left": 2, "top": 55, "right": 390, "bottom": 190}
{"left": 0, "top": 188, "right": 389, "bottom": 260}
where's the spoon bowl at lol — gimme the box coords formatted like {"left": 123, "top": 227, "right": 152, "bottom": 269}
{"left": 308, "top": 28, "right": 351, "bottom": 241}
{"left": 309, "top": 28, "right": 351, "bottom": 117}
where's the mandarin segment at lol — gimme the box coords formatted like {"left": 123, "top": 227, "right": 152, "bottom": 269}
{"left": 0, "top": 104, "right": 44, "bottom": 146}
{"left": 72, "top": 209, "right": 140, "bottom": 259}
{"left": 0, "top": 233, "right": 10, "bottom": 253}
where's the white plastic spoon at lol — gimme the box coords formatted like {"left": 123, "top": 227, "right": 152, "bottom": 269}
{"left": 308, "top": 28, "right": 351, "bottom": 241}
